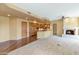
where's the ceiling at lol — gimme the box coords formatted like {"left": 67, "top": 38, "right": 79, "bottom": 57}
{"left": 0, "top": 4, "right": 28, "bottom": 19}
{"left": 14, "top": 3, "right": 79, "bottom": 20}
{"left": 0, "top": 4, "right": 51, "bottom": 24}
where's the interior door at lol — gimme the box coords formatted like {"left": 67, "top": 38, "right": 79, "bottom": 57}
{"left": 22, "top": 22, "right": 27, "bottom": 38}
{"left": 53, "top": 24, "right": 57, "bottom": 35}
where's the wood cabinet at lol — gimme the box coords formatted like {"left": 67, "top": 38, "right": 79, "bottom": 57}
{"left": 29, "top": 22, "right": 37, "bottom": 42}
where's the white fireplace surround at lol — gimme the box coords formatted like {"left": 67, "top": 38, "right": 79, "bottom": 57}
{"left": 62, "top": 26, "right": 79, "bottom": 39}
{"left": 64, "top": 27, "right": 79, "bottom": 35}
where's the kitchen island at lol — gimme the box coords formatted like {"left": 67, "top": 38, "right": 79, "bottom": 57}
{"left": 37, "top": 30, "right": 52, "bottom": 39}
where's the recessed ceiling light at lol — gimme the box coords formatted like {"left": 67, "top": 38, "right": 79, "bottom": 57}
{"left": 33, "top": 21, "right": 37, "bottom": 23}
{"left": 8, "top": 14, "right": 11, "bottom": 16}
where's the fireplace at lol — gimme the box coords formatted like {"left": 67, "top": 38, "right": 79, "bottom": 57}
{"left": 66, "top": 30, "right": 75, "bottom": 35}
{"left": 62, "top": 17, "right": 79, "bottom": 39}
{"left": 63, "top": 28, "right": 79, "bottom": 39}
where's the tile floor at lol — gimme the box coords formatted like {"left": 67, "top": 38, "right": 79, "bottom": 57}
{"left": 8, "top": 36, "right": 79, "bottom": 55}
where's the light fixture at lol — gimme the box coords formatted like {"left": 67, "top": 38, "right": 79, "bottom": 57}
{"left": 33, "top": 21, "right": 37, "bottom": 23}
{"left": 8, "top": 14, "right": 11, "bottom": 17}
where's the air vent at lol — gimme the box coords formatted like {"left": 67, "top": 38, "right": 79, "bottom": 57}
{"left": 27, "top": 11, "right": 31, "bottom": 14}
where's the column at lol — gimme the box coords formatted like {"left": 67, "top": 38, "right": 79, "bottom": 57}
{"left": 27, "top": 21, "right": 29, "bottom": 37}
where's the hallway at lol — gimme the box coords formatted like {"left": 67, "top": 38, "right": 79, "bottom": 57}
{"left": 8, "top": 36, "right": 79, "bottom": 55}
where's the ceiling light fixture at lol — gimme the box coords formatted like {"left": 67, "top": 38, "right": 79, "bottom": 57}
{"left": 8, "top": 14, "right": 11, "bottom": 17}
{"left": 33, "top": 21, "right": 37, "bottom": 23}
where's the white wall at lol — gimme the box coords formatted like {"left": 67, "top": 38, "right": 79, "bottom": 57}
{"left": 16, "top": 18, "right": 29, "bottom": 40}
{"left": 0, "top": 16, "right": 30, "bottom": 42}
{"left": 0, "top": 16, "right": 10, "bottom": 42}
{"left": 9, "top": 17, "right": 17, "bottom": 40}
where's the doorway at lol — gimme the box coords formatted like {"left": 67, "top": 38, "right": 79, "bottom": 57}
{"left": 53, "top": 24, "right": 57, "bottom": 35}
{"left": 22, "top": 22, "right": 27, "bottom": 38}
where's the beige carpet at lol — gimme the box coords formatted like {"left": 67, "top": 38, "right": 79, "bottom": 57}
{"left": 8, "top": 36, "right": 79, "bottom": 55}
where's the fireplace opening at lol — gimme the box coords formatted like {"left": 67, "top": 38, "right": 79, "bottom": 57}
{"left": 66, "top": 30, "right": 75, "bottom": 35}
